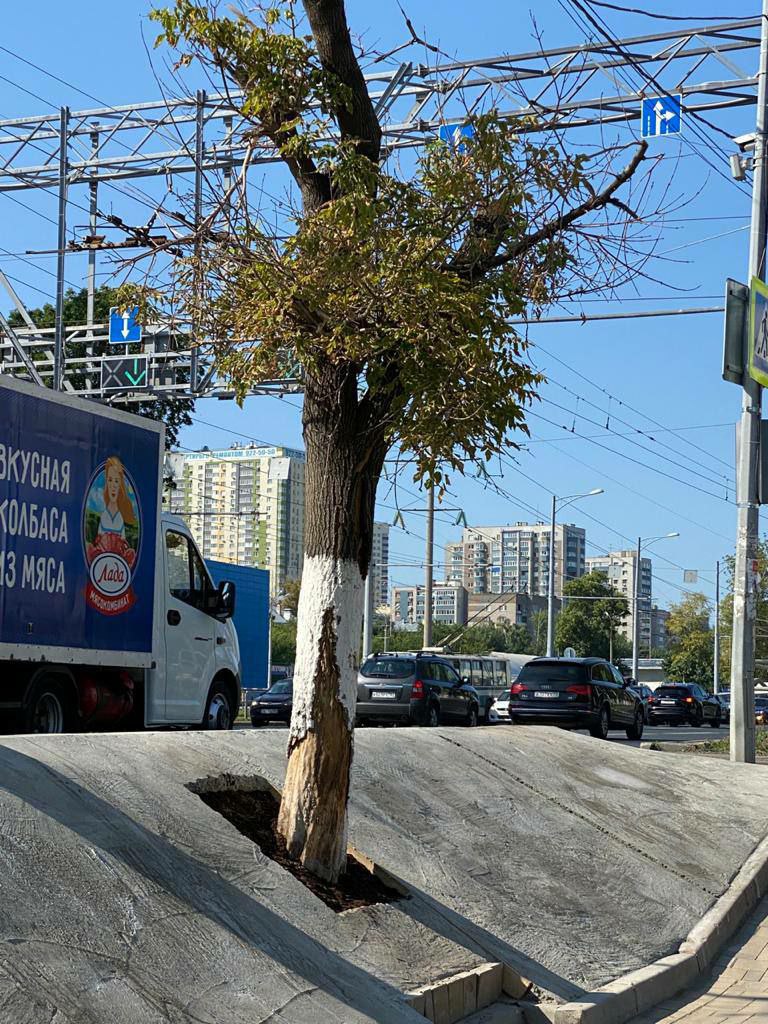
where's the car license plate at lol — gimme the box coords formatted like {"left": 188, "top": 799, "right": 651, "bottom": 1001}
{"left": 260, "top": 708, "right": 279, "bottom": 714}
{"left": 534, "top": 691, "right": 558, "bottom": 699}
{"left": 372, "top": 691, "right": 396, "bottom": 700}
{"left": 661, "top": 699, "right": 676, "bottom": 705}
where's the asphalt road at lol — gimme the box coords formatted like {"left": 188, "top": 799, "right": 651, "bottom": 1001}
{"left": 237, "top": 719, "right": 724, "bottom": 747}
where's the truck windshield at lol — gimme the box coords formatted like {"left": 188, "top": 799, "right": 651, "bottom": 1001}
{"left": 360, "top": 658, "right": 414, "bottom": 679}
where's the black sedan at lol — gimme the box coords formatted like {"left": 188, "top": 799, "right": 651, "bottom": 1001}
{"left": 250, "top": 680, "right": 293, "bottom": 726}
{"left": 647, "top": 683, "right": 722, "bottom": 728}
{"left": 506, "top": 657, "right": 644, "bottom": 740}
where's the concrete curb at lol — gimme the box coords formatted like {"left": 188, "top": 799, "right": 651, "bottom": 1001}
{"left": 546, "top": 833, "right": 768, "bottom": 1024}
{"left": 639, "top": 740, "right": 713, "bottom": 754}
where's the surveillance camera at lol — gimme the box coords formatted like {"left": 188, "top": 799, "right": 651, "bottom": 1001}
{"left": 734, "top": 131, "right": 756, "bottom": 153}
{"left": 730, "top": 153, "right": 746, "bottom": 181}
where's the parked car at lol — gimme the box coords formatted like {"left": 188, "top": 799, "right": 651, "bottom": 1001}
{"left": 250, "top": 680, "right": 293, "bottom": 726}
{"left": 505, "top": 657, "right": 644, "bottom": 740}
{"left": 628, "top": 684, "right": 654, "bottom": 723}
{"left": 356, "top": 653, "right": 480, "bottom": 727}
{"left": 647, "top": 683, "right": 722, "bottom": 728}
{"left": 713, "top": 692, "right": 730, "bottom": 724}
{"left": 488, "top": 693, "right": 510, "bottom": 723}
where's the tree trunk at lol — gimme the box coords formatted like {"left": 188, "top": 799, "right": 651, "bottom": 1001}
{"left": 277, "top": 367, "right": 385, "bottom": 883}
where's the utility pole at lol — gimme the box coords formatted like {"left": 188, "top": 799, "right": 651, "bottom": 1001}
{"left": 53, "top": 106, "right": 69, "bottom": 392}
{"left": 423, "top": 485, "right": 434, "bottom": 648}
{"left": 86, "top": 130, "right": 98, "bottom": 337}
{"left": 731, "top": 0, "right": 768, "bottom": 763}
{"left": 632, "top": 537, "right": 642, "bottom": 683}
{"left": 362, "top": 567, "right": 373, "bottom": 659}
{"left": 714, "top": 560, "right": 721, "bottom": 695}
{"left": 546, "top": 495, "right": 557, "bottom": 657}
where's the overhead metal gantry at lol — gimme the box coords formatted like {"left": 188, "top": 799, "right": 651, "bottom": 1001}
{"left": 0, "top": 16, "right": 761, "bottom": 400}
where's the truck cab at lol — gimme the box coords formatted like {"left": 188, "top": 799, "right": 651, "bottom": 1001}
{"left": 145, "top": 514, "right": 241, "bottom": 729}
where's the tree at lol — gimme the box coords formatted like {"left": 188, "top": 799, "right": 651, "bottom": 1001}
{"left": 280, "top": 578, "right": 302, "bottom": 618}
{"left": 719, "top": 538, "right": 768, "bottom": 685}
{"left": 555, "top": 571, "right": 629, "bottom": 661}
{"left": 663, "top": 592, "right": 713, "bottom": 687}
{"left": 8, "top": 286, "right": 193, "bottom": 448}
{"left": 271, "top": 621, "right": 298, "bottom": 665}
{"left": 150, "top": 1, "right": 652, "bottom": 882}
{"left": 530, "top": 610, "right": 548, "bottom": 657}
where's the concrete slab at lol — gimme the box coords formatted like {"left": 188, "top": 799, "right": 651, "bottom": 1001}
{"left": 0, "top": 726, "right": 767, "bottom": 1023}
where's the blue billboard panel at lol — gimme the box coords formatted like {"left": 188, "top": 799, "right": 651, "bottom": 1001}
{"left": 0, "top": 380, "right": 160, "bottom": 655}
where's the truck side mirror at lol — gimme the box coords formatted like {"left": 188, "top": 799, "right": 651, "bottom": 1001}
{"left": 217, "top": 580, "right": 236, "bottom": 620}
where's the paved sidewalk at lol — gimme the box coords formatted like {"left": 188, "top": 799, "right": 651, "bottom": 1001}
{"left": 633, "top": 897, "right": 768, "bottom": 1024}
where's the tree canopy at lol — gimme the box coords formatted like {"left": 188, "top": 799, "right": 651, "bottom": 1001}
{"left": 663, "top": 592, "right": 714, "bottom": 687}
{"left": 555, "top": 571, "right": 630, "bottom": 662}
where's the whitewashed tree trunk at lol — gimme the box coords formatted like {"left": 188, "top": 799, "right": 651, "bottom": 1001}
{"left": 277, "top": 368, "right": 386, "bottom": 883}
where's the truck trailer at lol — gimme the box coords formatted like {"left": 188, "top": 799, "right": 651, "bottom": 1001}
{"left": 0, "top": 376, "right": 241, "bottom": 734}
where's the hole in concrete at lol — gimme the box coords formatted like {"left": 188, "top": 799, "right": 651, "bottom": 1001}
{"left": 189, "top": 774, "right": 404, "bottom": 914}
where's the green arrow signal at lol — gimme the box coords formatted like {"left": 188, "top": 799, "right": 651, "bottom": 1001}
{"left": 125, "top": 358, "right": 147, "bottom": 386}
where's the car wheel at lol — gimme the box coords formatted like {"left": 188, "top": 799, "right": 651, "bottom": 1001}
{"left": 710, "top": 710, "right": 721, "bottom": 729}
{"left": 426, "top": 704, "right": 440, "bottom": 728}
{"left": 589, "top": 705, "right": 610, "bottom": 740}
{"left": 202, "top": 682, "right": 234, "bottom": 730}
{"left": 23, "top": 677, "right": 72, "bottom": 734}
{"left": 625, "top": 709, "right": 644, "bottom": 741}
{"left": 466, "top": 705, "right": 478, "bottom": 728}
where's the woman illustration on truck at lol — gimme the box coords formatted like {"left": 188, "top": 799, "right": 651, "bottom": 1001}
{"left": 86, "top": 456, "right": 139, "bottom": 568}
{"left": 98, "top": 456, "right": 136, "bottom": 541}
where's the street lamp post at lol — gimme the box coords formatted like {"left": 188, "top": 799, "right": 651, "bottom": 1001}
{"left": 546, "top": 488, "right": 604, "bottom": 657}
{"left": 632, "top": 533, "right": 679, "bottom": 681}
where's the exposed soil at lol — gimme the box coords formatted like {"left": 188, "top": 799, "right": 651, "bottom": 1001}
{"left": 198, "top": 787, "right": 403, "bottom": 913}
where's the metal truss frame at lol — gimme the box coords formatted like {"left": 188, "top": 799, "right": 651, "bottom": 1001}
{"left": 0, "top": 17, "right": 761, "bottom": 400}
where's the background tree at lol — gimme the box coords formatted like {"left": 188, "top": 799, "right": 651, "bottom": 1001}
{"left": 369, "top": 621, "right": 532, "bottom": 655}
{"left": 663, "top": 592, "right": 714, "bottom": 687}
{"left": 8, "top": 285, "right": 193, "bottom": 447}
{"left": 271, "top": 621, "right": 298, "bottom": 665}
{"left": 719, "top": 538, "right": 768, "bottom": 686}
{"left": 555, "top": 571, "right": 630, "bottom": 661}
{"left": 280, "top": 577, "right": 302, "bottom": 618}
{"left": 530, "top": 610, "right": 548, "bottom": 656}
{"left": 151, "top": 0, "right": 654, "bottom": 883}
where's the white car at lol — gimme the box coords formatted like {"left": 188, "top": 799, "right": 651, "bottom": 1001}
{"left": 488, "top": 694, "right": 511, "bottom": 723}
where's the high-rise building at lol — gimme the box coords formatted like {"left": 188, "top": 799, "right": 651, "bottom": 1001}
{"left": 445, "top": 523, "right": 586, "bottom": 598}
{"left": 371, "top": 522, "right": 390, "bottom": 608}
{"left": 585, "top": 551, "right": 653, "bottom": 651}
{"left": 651, "top": 604, "right": 671, "bottom": 653}
{"left": 391, "top": 581, "right": 468, "bottom": 627}
{"left": 466, "top": 591, "right": 550, "bottom": 633}
{"left": 165, "top": 445, "right": 305, "bottom": 596}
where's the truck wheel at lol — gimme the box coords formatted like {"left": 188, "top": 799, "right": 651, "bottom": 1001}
{"left": 24, "top": 678, "right": 71, "bottom": 734}
{"left": 203, "top": 682, "right": 234, "bottom": 730}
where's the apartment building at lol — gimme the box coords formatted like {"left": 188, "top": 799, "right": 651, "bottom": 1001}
{"left": 651, "top": 604, "right": 671, "bottom": 653}
{"left": 466, "top": 591, "right": 550, "bottom": 633}
{"left": 445, "top": 522, "right": 586, "bottom": 599}
{"left": 165, "top": 445, "right": 305, "bottom": 596}
{"left": 391, "top": 581, "right": 469, "bottom": 627}
{"left": 585, "top": 550, "right": 653, "bottom": 650}
{"left": 371, "top": 522, "right": 390, "bottom": 608}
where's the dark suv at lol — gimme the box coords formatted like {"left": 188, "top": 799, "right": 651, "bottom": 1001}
{"left": 647, "top": 683, "right": 722, "bottom": 727}
{"left": 507, "top": 657, "right": 644, "bottom": 740}
{"left": 356, "top": 653, "right": 480, "bottom": 727}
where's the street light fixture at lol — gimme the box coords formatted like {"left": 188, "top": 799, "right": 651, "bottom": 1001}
{"left": 632, "top": 532, "right": 679, "bottom": 682}
{"left": 546, "top": 488, "right": 605, "bottom": 657}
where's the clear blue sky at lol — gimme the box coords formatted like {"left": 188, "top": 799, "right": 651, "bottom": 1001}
{"left": 0, "top": 1, "right": 757, "bottom": 614}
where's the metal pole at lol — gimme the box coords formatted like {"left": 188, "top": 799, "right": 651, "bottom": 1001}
{"left": 423, "top": 485, "right": 434, "bottom": 648}
{"left": 190, "top": 89, "right": 206, "bottom": 393}
{"left": 731, "top": 0, "right": 768, "bottom": 763}
{"left": 609, "top": 620, "right": 613, "bottom": 665}
{"left": 546, "top": 495, "right": 557, "bottom": 657}
{"left": 363, "top": 567, "right": 373, "bottom": 659}
{"left": 86, "top": 130, "right": 98, "bottom": 337}
{"left": 632, "top": 537, "right": 641, "bottom": 682}
{"left": 53, "top": 106, "right": 69, "bottom": 392}
{"left": 714, "top": 559, "right": 721, "bottom": 694}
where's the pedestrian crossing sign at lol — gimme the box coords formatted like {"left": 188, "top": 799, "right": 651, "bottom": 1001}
{"left": 749, "top": 276, "right": 768, "bottom": 387}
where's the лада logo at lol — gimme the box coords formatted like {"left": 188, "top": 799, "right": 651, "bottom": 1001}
{"left": 83, "top": 456, "right": 141, "bottom": 615}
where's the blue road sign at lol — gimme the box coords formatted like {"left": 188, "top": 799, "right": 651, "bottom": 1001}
{"left": 641, "top": 95, "right": 681, "bottom": 138}
{"left": 438, "top": 123, "right": 475, "bottom": 152}
{"left": 109, "top": 306, "right": 143, "bottom": 344}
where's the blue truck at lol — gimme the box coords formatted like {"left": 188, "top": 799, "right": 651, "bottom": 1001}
{"left": 0, "top": 376, "right": 243, "bottom": 733}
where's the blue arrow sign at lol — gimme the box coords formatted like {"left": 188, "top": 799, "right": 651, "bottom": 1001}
{"left": 641, "top": 95, "right": 681, "bottom": 138}
{"left": 109, "top": 305, "right": 143, "bottom": 344}
{"left": 438, "top": 123, "right": 475, "bottom": 152}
